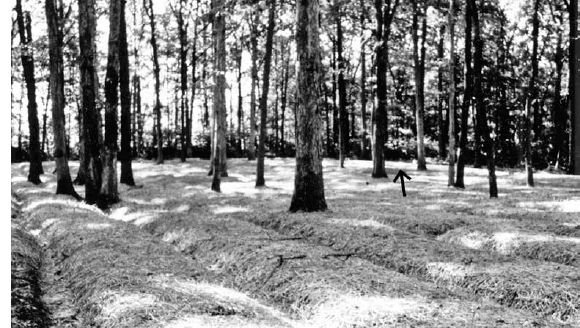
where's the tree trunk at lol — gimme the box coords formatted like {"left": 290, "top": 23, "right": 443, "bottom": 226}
{"left": 524, "top": 0, "right": 540, "bottom": 186}
{"left": 42, "top": 89, "right": 49, "bottom": 155}
{"left": 552, "top": 19, "right": 565, "bottom": 168}
{"left": 100, "top": 0, "right": 122, "bottom": 206}
{"left": 412, "top": 0, "right": 427, "bottom": 171}
{"left": 569, "top": 0, "right": 578, "bottom": 174}
{"left": 372, "top": 0, "right": 399, "bottom": 178}
{"left": 447, "top": 0, "right": 456, "bottom": 186}
{"left": 247, "top": 8, "right": 258, "bottom": 161}
{"left": 289, "top": 0, "right": 327, "bottom": 212}
{"left": 178, "top": 0, "right": 188, "bottom": 163}
{"left": 256, "top": 0, "right": 276, "bottom": 187}
{"left": 237, "top": 40, "right": 243, "bottom": 154}
{"left": 211, "top": 0, "right": 227, "bottom": 191}
{"left": 437, "top": 23, "right": 446, "bottom": 160}
{"left": 78, "top": 0, "right": 102, "bottom": 204}
{"left": 144, "top": 0, "right": 163, "bottom": 164}
{"left": 331, "top": 41, "right": 338, "bottom": 157}
{"left": 360, "top": 0, "right": 368, "bottom": 160}
{"left": 336, "top": 2, "right": 349, "bottom": 168}
{"left": 455, "top": 0, "right": 473, "bottom": 188}
{"left": 45, "top": 0, "right": 79, "bottom": 199}
{"left": 280, "top": 52, "right": 289, "bottom": 155}
{"left": 16, "top": 1, "right": 43, "bottom": 184}
{"left": 119, "top": 0, "right": 135, "bottom": 185}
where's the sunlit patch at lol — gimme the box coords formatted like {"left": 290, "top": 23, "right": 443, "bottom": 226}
{"left": 174, "top": 205, "right": 190, "bottom": 213}
{"left": 11, "top": 176, "right": 27, "bottom": 183}
{"left": 86, "top": 223, "right": 112, "bottom": 230}
{"left": 23, "top": 197, "right": 102, "bottom": 215}
{"left": 424, "top": 204, "right": 442, "bottom": 210}
{"left": 100, "top": 291, "right": 158, "bottom": 318}
{"left": 456, "top": 231, "right": 487, "bottom": 250}
{"left": 110, "top": 207, "right": 130, "bottom": 220}
{"left": 327, "top": 218, "right": 394, "bottom": 231}
{"left": 517, "top": 200, "right": 580, "bottom": 213}
{"left": 29, "top": 229, "right": 41, "bottom": 236}
{"left": 311, "top": 294, "right": 426, "bottom": 326}
{"left": 211, "top": 206, "right": 250, "bottom": 215}
{"left": 426, "top": 262, "right": 470, "bottom": 282}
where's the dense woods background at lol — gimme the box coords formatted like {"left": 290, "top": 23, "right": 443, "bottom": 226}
{"left": 10, "top": 0, "right": 580, "bottom": 205}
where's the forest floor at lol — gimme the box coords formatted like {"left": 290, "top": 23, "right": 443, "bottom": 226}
{"left": 11, "top": 158, "right": 580, "bottom": 327}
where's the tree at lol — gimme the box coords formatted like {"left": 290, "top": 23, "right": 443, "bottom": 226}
{"left": 472, "top": 0, "right": 497, "bottom": 197}
{"left": 211, "top": 0, "right": 227, "bottom": 192}
{"left": 412, "top": 0, "right": 428, "bottom": 171}
{"left": 256, "top": 0, "right": 276, "bottom": 187}
{"left": 16, "top": 0, "right": 43, "bottom": 184}
{"left": 335, "top": 0, "right": 349, "bottom": 168}
{"left": 247, "top": 6, "right": 258, "bottom": 161}
{"left": 78, "top": 0, "right": 102, "bottom": 204}
{"left": 569, "top": 0, "right": 578, "bottom": 174}
{"left": 100, "top": 0, "right": 122, "bottom": 206}
{"left": 290, "top": 0, "right": 327, "bottom": 212}
{"left": 45, "top": 0, "right": 79, "bottom": 199}
{"left": 455, "top": 0, "right": 473, "bottom": 188}
{"left": 372, "top": 0, "right": 399, "bottom": 178}
{"left": 174, "top": 0, "right": 189, "bottom": 163}
{"left": 119, "top": 0, "right": 135, "bottom": 186}
{"left": 359, "top": 0, "right": 369, "bottom": 159}
{"left": 524, "top": 0, "right": 540, "bottom": 186}
{"left": 144, "top": 0, "right": 163, "bottom": 164}
{"left": 447, "top": 0, "right": 456, "bottom": 186}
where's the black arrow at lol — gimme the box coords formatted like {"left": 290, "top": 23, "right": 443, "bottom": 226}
{"left": 393, "top": 170, "right": 411, "bottom": 197}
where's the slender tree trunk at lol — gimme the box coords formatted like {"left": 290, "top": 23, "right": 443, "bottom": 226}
{"left": 331, "top": 41, "right": 338, "bottom": 157}
{"left": 237, "top": 40, "right": 243, "bottom": 154}
{"left": 524, "top": 0, "right": 540, "bottom": 186}
{"left": 177, "top": 0, "right": 188, "bottom": 162}
{"left": 412, "top": 0, "right": 427, "bottom": 171}
{"left": 100, "top": 0, "right": 122, "bottom": 206}
{"left": 78, "top": 0, "right": 102, "bottom": 204}
{"left": 144, "top": 0, "right": 163, "bottom": 164}
{"left": 447, "top": 0, "right": 456, "bottom": 186}
{"left": 455, "top": 0, "right": 473, "bottom": 188}
{"left": 569, "top": 0, "right": 578, "bottom": 174}
{"left": 188, "top": 19, "right": 198, "bottom": 157}
{"left": 290, "top": 0, "right": 327, "bottom": 212}
{"left": 256, "top": 0, "right": 276, "bottom": 187}
{"left": 211, "top": 0, "right": 227, "bottom": 191}
{"left": 336, "top": 2, "right": 349, "bottom": 168}
{"left": 280, "top": 52, "right": 289, "bottom": 155}
{"left": 437, "top": 23, "right": 446, "bottom": 160}
{"left": 42, "top": 89, "right": 49, "bottom": 155}
{"left": 16, "top": 0, "right": 43, "bottom": 184}
{"left": 552, "top": 28, "right": 565, "bottom": 168}
{"left": 247, "top": 9, "right": 258, "bottom": 161}
{"left": 119, "top": 0, "right": 135, "bottom": 185}
{"left": 45, "top": 0, "right": 79, "bottom": 199}
{"left": 360, "top": 0, "right": 368, "bottom": 160}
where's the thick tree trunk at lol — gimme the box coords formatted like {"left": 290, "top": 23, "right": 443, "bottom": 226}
{"left": 247, "top": 9, "right": 258, "bottom": 161}
{"left": 256, "top": 0, "right": 276, "bottom": 187}
{"left": 336, "top": 3, "right": 349, "bottom": 168}
{"left": 211, "top": 0, "right": 227, "bottom": 191}
{"left": 372, "top": 0, "right": 398, "bottom": 178}
{"left": 78, "top": 0, "right": 102, "bottom": 204}
{"left": 447, "top": 0, "right": 456, "bottom": 186}
{"left": 100, "top": 0, "right": 122, "bottom": 206}
{"left": 45, "top": 0, "right": 79, "bottom": 199}
{"left": 455, "top": 0, "right": 473, "bottom": 188}
{"left": 569, "top": 0, "right": 578, "bottom": 174}
{"left": 144, "top": 0, "right": 163, "bottom": 164}
{"left": 119, "top": 0, "right": 135, "bottom": 185}
{"left": 16, "top": 1, "right": 43, "bottom": 184}
{"left": 412, "top": 0, "right": 427, "bottom": 171}
{"left": 290, "top": 0, "right": 327, "bottom": 212}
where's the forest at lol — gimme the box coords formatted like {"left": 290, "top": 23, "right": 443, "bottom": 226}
{"left": 10, "top": 0, "right": 580, "bottom": 327}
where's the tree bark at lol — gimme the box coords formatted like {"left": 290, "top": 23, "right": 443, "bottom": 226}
{"left": 78, "top": 0, "right": 102, "bottom": 204}
{"left": 45, "top": 0, "right": 79, "bottom": 199}
{"left": 360, "top": 0, "right": 369, "bottom": 160}
{"left": 455, "top": 0, "right": 473, "bottom": 188}
{"left": 256, "top": 0, "right": 276, "bottom": 187}
{"left": 177, "top": 0, "right": 188, "bottom": 163}
{"left": 211, "top": 0, "right": 227, "bottom": 191}
{"left": 336, "top": 2, "right": 349, "bottom": 168}
{"left": 412, "top": 0, "right": 427, "bottom": 171}
{"left": 100, "top": 0, "right": 122, "bottom": 206}
{"left": 119, "top": 0, "right": 135, "bottom": 185}
{"left": 16, "top": 0, "right": 43, "bottom": 184}
{"left": 247, "top": 8, "right": 258, "bottom": 161}
{"left": 447, "top": 0, "right": 456, "bottom": 186}
{"left": 290, "top": 0, "right": 327, "bottom": 212}
{"left": 372, "top": 0, "right": 399, "bottom": 178}
{"left": 524, "top": 0, "right": 540, "bottom": 186}
{"left": 437, "top": 23, "right": 446, "bottom": 160}
{"left": 569, "top": 0, "right": 578, "bottom": 174}
{"left": 237, "top": 39, "right": 243, "bottom": 154}
{"left": 280, "top": 50, "right": 289, "bottom": 155}
{"left": 144, "top": 0, "right": 163, "bottom": 164}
